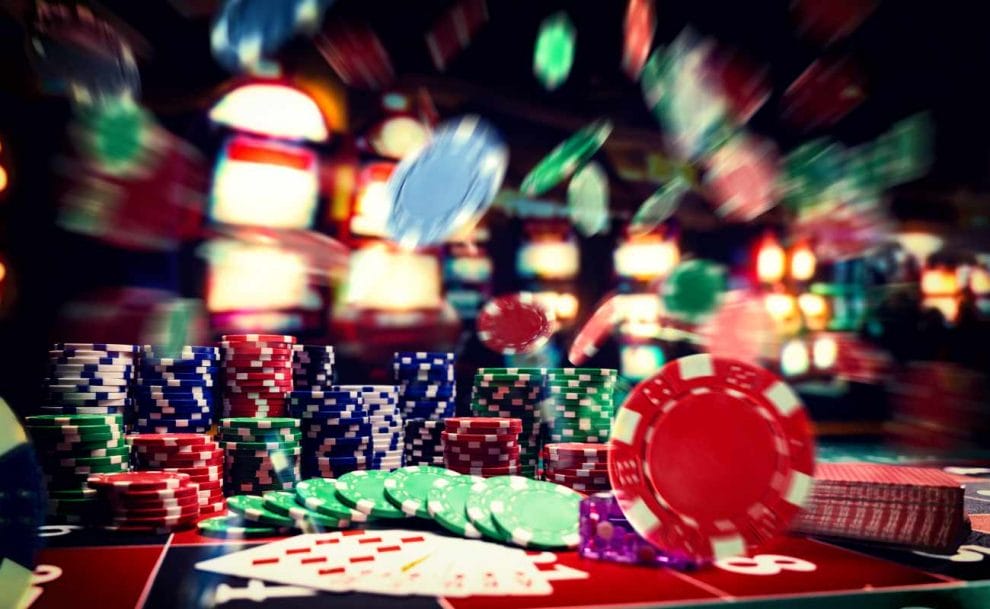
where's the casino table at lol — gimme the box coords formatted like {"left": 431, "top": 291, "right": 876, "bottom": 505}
{"left": 27, "top": 449, "right": 990, "bottom": 609}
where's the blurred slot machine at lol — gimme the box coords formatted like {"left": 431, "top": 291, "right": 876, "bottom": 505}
{"left": 966, "top": 260, "right": 990, "bottom": 315}
{"left": 612, "top": 226, "right": 680, "bottom": 380}
{"left": 920, "top": 266, "right": 961, "bottom": 324}
{"left": 206, "top": 81, "right": 333, "bottom": 336}
{"left": 444, "top": 228, "right": 493, "bottom": 321}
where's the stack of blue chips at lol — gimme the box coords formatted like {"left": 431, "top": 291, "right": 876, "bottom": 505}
{"left": 403, "top": 418, "right": 445, "bottom": 466}
{"left": 133, "top": 346, "right": 219, "bottom": 434}
{"left": 43, "top": 343, "right": 137, "bottom": 417}
{"left": 289, "top": 388, "right": 371, "bottom": 479}
{"left": 291, "top": 345, "right": 336, "bottom": 390}
{"left": 393, "top": 352, "right": 457, "bottom": 420}
{"left": 334, "top": 385, "right": 403, "bottom": 471}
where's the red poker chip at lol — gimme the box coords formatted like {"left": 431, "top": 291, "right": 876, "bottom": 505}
{"left": 134, "top": 448, "right": 221, "bottom": 462}
{"left": 226, "top": 380, "right": 293, "bottom": 390}
{"left": 477, "top": 293, "right": 554, "bottom": 355}
{"left": 160, "top": 464, "right": 219, "bottom": 476}
{"left": 441, "top": 430, "right": 521, "bottom": 443}
{"left": 444, "top": 446, "right": 521, "bottom": 460}
{"left": 112, "top": 501, "right": 201, "bottom": 517}
{"left": 224, "top": 372, "right": 291, "bottom": 382}
{"left": 220, "top": 342, "right": 295, "bottom": 351}
{"left": 609, "top": 354, "right": 815, "bottom": 564}
{"left": 221, "top": 334, "right": 297, "bottom": 344}
{"left": 111, "top": 513, "right": 199, "bottom": 527}
{"left": 103, "top": 523, "right": 189, "bottom": 534}
{"left": 447, "top": 463, "right": 521, "bottom": 474}
{"left": 222, "top": 367, "right": 292, "bottom": 376}
{"left": 446, "top": 454, "right": 517, "bottom": 467}
{"left": 132, "top": 443, "right": 220, "bottom": 455}
{"left": 199, "top": 501, "right": 227, "bottom": 516}
{"left": 88, "top": 471, "right": 191, "bottom": 491}
{"left": 101, "top": 484, "right": 200, "bottom": 502}
{"left": 444, "top": 441, "right": 521, "bottom": 453}
{"left": 105, "top": 490, "right": 200, "bottom": 507}
{"left": 444, "top": 417, "right": 522, "bottom": 433}
{"left": 222, "top": 354, "right": 294, "bottom": 364}
{"left": 568, "top": 293, "right": 621, "bottom": 365}
{"left": 545, "top": 465, "right": 609, "bottom": 478}
{"left": 148, "top": 455, "right": 224, "bottom": 469}
{"left": 222, "top": 397, "right": 288, "bottom": 407}
{"left": 544, "top": 442, "right": 612, "bottom": 457}
{"left": 127, "top": 433, "right": 212, "bottom": 447}
{"left": 546, "top": 472, "right": 610, "bottom": 485}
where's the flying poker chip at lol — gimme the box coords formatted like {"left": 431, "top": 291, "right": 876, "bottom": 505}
{"left": 533, "top": 11, "right": 576, "bottom": 90}
{"left": 704, "top": 133, "right": 779, "bottom": 222}
{"left": 489, "top": 477, "right": 582, "bottom": 549}
{"left": 699, "top": 289, "right": 779, "bottom": 363}
{"left": 383, "top": 465, "right": 461, "bottom": 518}
{"left": 568, "top": 293, "right": 621, "bottom": 365}
{"left": 623, "top": 0, "right": 656, "bottom": 79}
{"left": 608, "top": 354, "right": 815, "bottom": 564}
{"left": 567, "top": 161, "right": 610, "bottom": 237}
{"left": 385, "top": 115, "right": 507, "bottom": 248}
{"left": 629, "top": 176, "right": 690, "bottom": 235}
{"left": 521, "top": 119, "right": 613, "bottom": 196}
{"left": 427, "top": 474, "right": 484, "bottom": 538}
{"left": 661, "top": 259, "right": 726, "bottom": 321}
{"left": 334, "top": 470, "right": 407, "bottom": 519}
{"left": 477, "top": 293, "right": 554, "bottom": 355}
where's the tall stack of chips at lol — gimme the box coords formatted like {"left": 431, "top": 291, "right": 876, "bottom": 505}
{"left": 289, "top": 388, "right": 371, "bottom": 478}
{"left": 128, "top": 433, "right": 226, "bottom": 516}
{"left": 133, "top": 346, "right": 219, "bottom": 434}
{"left": 26, "top": 413, "right": 129, "bottom": 523}
{"left": 43, "top": 343, "right": 137, "bottom": 417}
{"left": 219, "top": 418, "right": 301, "bottom": 496}
{"left": 291, "top": 344, "right": 336, "bottom": 389}
{"left": 470, "top": 368, "right": 545, "bottom": 477}
{"left": 542, "top": 368, "right": 617, "bottom": 445}
{"left": 335, "top": 385, "right": 404, "bottom": 470}
{"left": 393, "top": 352, "right": 456, "bottom": 420}
{"left": 443, "top": 417, "right": 521, "bottom": 476}
{"left": 88, "top": 471, "right": 200, "bottom": 533}
{"left": 543, "top": 442, "right": 612, "bottom": 493}
{"left": 403, "top": 418, "right": 445, "bottom": 466}
{"left": 220, "top": 334, "right": 296, "bottom": 418}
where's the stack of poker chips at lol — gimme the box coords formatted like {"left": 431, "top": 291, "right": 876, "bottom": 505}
{"left": 469, "top": 368, "right": 545, "bottom": 477}
{"left": 289, "top": 388, "right": 371, "bottom": 478}
{"left": 87, "top": 471, "right": 200, "bottom": 532}
{"left": 542, "top": 368, "right": 617, "bottom": 445}
{"left": 133, "top": 346, "right": 219, "bottom": 434}
{"left": 403, "top": 418, "right": 445, "bottom": 466}
{"left": 790, "top": 463, "right": 968, "bottom": 552}
{"left": 443, "top": 417, "right": 521, "bottom": 476}
{"left": 25, "top": 413, "right": 129, "bottom": 523}
{"left": 543, "top": 442, "right": 612, "bottom": 493}
{"left": 393, "top": 352, "right": 456, "bottom": 420}
{"left": 43, "top": 343, "right": 136, "bottom": 417}
{"left": 291, "top": 344, "right": 336, "bottom": 389}
{"left": 579, "top": 492, "right": 682, "bottom": 567}
{"left": 128, "top": 433, "right": 226, "bottom": 517}
{"left": 335, "top": 385, "right": 404, "bottom": 471}
{"left": 220, "top": 334, "right": 296, "bottom": 418}
{"left": 219, "top": 417, "right": 301, "bottom": 496}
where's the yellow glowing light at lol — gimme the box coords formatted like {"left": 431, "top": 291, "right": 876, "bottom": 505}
{"left": 620, "top": 344, "right": 666, "bottom": 380}
{"left": 781, "top": 339, "right": 809, "bottom": 377}
{"left": 895, "top": 232, "right": 944, "bottom": 264}
{"left": 613, "top": 238, "right": 679, "bottom": 280}
{"left": 210, "top": 83, "right": 329, "bottom": 142}
{"left": 764, "top": 293, "right": 797, "bottom": 320}
{"left": 531, "top": 291, "right": 571, "bottom": 321}
{"left": 371, "top": 116, "right": 430, "bottom": 160}
{"left": 970, "top": 266, "right": 990, "bottom": 295}
{"left": 206, "top": 241, "right": 308, "bottom": 312}
{"left": 344, "top": 245, "right": 441, "bottom": 311}
{"left": 757, "top": 236, "right": 786, "bottom": 283}
{"left": 0, "top": 165, "right": 7, "bottom": 193}
{"left": 921, "top": 268, "right": 959, "bottom": 296}
{"left": 0, "top": 260, "right": 6, "bottom": 282}
{"left": 812, "top": 336, "right": 838, "bottom": 370}
{"left": 797, "top": 293, "right": 827, "bottom": 317}
{"left": 790, "top": 243, "right": 816, "bottom": 281}
{"left": 517, "top": 241, "right": 580, "bottom": 279}
{"left": 923, "top": 296, "right": 959, "bottom": 323}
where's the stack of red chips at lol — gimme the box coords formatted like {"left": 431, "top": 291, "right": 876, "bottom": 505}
{"left": 542, "top": 443, "right": 612, "bottom": 493}
{"left": 443, "top": 417, "right": 522, "bottom": 477}
{"left": 87, "top": 471, "right": 201, "bottom": 533}
{"left": 220, "top": 334, "right": 297, "bottom": 418}
{"left": 128, "top": 433, "right": 226, "bottom": 517}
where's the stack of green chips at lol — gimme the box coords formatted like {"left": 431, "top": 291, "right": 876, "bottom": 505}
{"left": 542, "top": 368, "right": 617, "bottom": 445}
{"left": 219, "top": 417, "right": 302, "bottom": 496}
{"left": 24, "top": 414, "right": 129, "bottom": 524}
{"left": 469, "top": 368, "right": 545, "bottom": 477}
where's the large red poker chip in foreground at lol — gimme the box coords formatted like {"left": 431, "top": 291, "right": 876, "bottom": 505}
{"left": 608, "top": 353, "right": 815, "bottom": 565}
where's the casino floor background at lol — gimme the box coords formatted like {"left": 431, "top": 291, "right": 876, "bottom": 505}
{"left": 3, "top": 1, "right": 990, "bottom": 608}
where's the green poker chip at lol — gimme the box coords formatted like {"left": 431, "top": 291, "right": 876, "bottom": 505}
{"left": 520, "top": 119, "right": 612, "bottom": 196}
{"left": 219, "top": 439, "right": 299, "bottom": 451}
{"left": 25, "top": 414, "right": 123, "bottom": 427}
{"left": 295, "top": 478, "right": 369, "bottom": 522}
{"left": 221, "top": 417, "right": 299, "bottom": 430}
{"left": 427, "top": 475, "right": 484, "bottom": 538}
{"left": 382, "top": 466, "right": 461, "bottom": 518}
{"left": 464, "top": 476, "right": 514, "bottom": 542}
{"left": 488, "top": 478, "right": 583, "bottom": 549}
{"left": 334, "top": 470, "right": 407, "bottom": 519}
{"left": 197, "top": 515, "right": 288, "bottom": 539}
{"left": 40, "top": 453, "right": 128, "bottom": 468}
{"left": 477, "top": 368, "right": 548, "bottom": 375}
{"left": 226, "top": 495, "right": 297, "bottom": 528}
{"left": 262, "top": 491, "right": 351, "bottom": 529}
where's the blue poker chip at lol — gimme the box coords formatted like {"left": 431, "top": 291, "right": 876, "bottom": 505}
{"left": 141, "top": 344, "right": 218, "bottom": 354}
{"left": 394, "top": 351, "right": 454, "bottom": 362}
{"left": 288, "top": 391, "right": 361, "bottom": 401}
{"left": 49, "top": 357, "right": 133, "bottom": 368}
{"left": 37, "top": 405, "right": 124, "bottom": 415}
{"left": 50, "top": 347, "right": 136, "bottom": 358}
{"left": 137, "top": 372, "right": 216, "bottom": 384}
{"left": 305, "top": 426, "right": 372, "bottom": 440}
{"left": 134, "top": 401, "right": 213, "bottom": 414}
{"left": 309, "top": 435, "right": 371, "bottom": 448}
{"left": 47, "top": 370, "right": 132, "bottom": 382}
{"left": 135, "top": 378, "right": 214, "bottom": 388}
{"left": 331, "top": 385, "right": 397, "bottom": 394}
{"left": 132, "top": 391, "right": 213, "bottom": 402}
{"left": 400, "top": 387, "right": 456, "bottom": 400}
{"left": 54, "top": 342, "right": 137, "bottom": 352}
{"left": 301, "top": 416, "right": 368, "bottom": 429}
{"left": 134, "top": 416, "right": 208, "bottom": 429}
{"left": 138, "top": 362, "right": 217, "bottom": 373}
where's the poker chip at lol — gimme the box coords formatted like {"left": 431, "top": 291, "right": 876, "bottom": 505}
{"left": 488, "top": 477, "right": 582, "bottom": 549}
{"left": 427, "top": 474, "right": 484, "bottom": 538}
{"left": 221, "top": 334, "right": 295, "bottom": 417}
{"left": 291, "top": 344, "right": 336, "bottom": 390}
{"left": 220, "top": 418, "right": 301, "bottom": 495}
{"left": 609, "top": 354, "right": 815, "bottom": 564}
{"left": 295, "top": 478, "right": 369, "bottom": 522}
{"left": 227, "top": 494, "right": 297, "bottom": 528}
{"left": 520, "top": 118, "right": 612, "bottom": 196}
{"left": 197, "top": 515, "right": 288, "bottom": 539}
{"left": 262, "top": 491, "right": 350, "bottom": 529}
{"left": 334, "top": 470, "right": 407, "bottom": 519}
{"left": 130, "top": 431, "right": 223, "bottom": 516}
{"left": 88, "top": 471, "right": 199, "bottom": 531}
{"left": 385, "top": 115, "right": 507, "bottom": 247}
{"left": 383, "top": 465, "right": 461, "bottom": 518}
{"left": 332, "top": 385, "right": 403, "bottom": 470}
{"left": 477, "top": 293, "right": 554, "bottom": 355}
{"left": 464, "top": 476, "right": 512, "bottom": 542}
{"left": 445, "top": 417, "right": 522, "bottom": 433}
{"left": 403, "top": 418, "right": 446, "bottom": 467}
{"left": 393, "top": 352, "right": 456, "bottom": 421}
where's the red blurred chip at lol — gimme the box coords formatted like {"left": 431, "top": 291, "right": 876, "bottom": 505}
{"left": 425, "top": 0, "right": 489, "bottom": 71}
{"left": 317, "top": 21, "right": 394, "bottom": 90}
{"left": 622, "top": 0, "right": 656, "bottom": 79}
{"left": 791, "top": 0, "right": 878, "bottom": 45}
{"left": 782, "top": 56, "right": 866, "bottom": 130}
{"left": 477, "top": 293, "right": 554, "bottom": 355}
